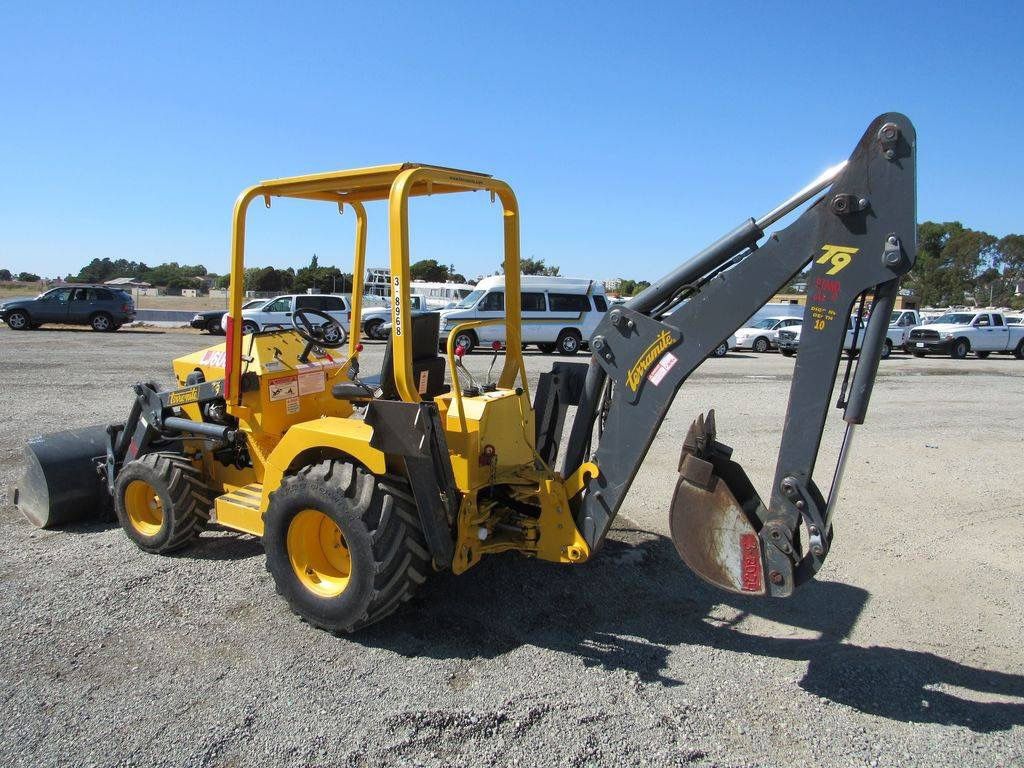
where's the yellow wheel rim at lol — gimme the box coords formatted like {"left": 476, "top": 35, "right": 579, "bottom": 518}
{"left": 287, "top": 509, "right": 352, "bottom": 598}
{"left": 123, "top": 479, "right": 164, "bottom": 537}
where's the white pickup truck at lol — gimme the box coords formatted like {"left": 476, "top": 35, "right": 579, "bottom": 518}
{"left": 886, "top": 309, "right": 921, "bottom": 353}
{"left": 907, "top": 311, "right": 1024, "bottom": 359}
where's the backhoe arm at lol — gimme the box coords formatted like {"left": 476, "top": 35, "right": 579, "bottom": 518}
{"left": 564, "top": 113, "right": 916, "bottom": 597}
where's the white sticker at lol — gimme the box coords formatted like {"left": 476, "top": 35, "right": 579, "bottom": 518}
{"left": 286, "top": 397, "right": 300, "bottom": 414}
{"left": 269, "top": 376, "right": 298, "bottom": 401}
{"left": 647, "top": 351, "right": 678, "bottom": 386}
{"left": 418, "top": 369, "right": 429, "bottom": 394}
{"left": 298, "top": 370, "right": 325, "bottom": 396}
{"left": 263, "top": 360, "right": 286, "bottom": 372}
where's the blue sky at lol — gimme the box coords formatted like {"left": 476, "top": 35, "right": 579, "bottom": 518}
{"left": 1, "top": 2, "right": 1021, "bottom": 282}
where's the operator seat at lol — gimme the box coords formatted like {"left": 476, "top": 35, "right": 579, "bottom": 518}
{"left": 332, "top": 312, "right": 448, "bottom": 401}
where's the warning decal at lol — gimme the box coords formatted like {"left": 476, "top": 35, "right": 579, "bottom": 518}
{"left": 298, "top": 370, "right": 325, "bottom": 396}
{"left": 269, "top": 376, "right": 298, "bottom": 401}
{"left": 647, "top": 351, "right": 678, "bottom": 386}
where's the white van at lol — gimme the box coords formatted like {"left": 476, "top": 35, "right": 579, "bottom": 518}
{"left": 410, "top": 281, "right": 476, "bottom": 310}
{"left": 438, "top": 275, "right": 608, "bottom": 355}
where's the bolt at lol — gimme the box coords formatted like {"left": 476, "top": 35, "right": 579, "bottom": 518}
{"left": 884, "top": 149, "right": 896, "bottom": 160}
{"left": 795, "top": 500, "right": 806, "bottom": 511}
{"left": 809, "top": 526, "right": 819, "bottom": 536}
{"left": 887, "top": 235, "right": 898, "bottom": 246}
{"left": 769, "top": 571, "right": 784, "bottom": 585}
{"left": 770, "top": 530, "right": 781, "bottom": 540}
{"left": 625, "top": 319, "right": 635, "bottom": 330}
{"left": 593, "top": 337, "right": 605, "bottom": 351}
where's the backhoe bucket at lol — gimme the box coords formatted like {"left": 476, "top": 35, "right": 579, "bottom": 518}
{"left": 14, "top": 425, "right": 112, "bottom": 528}
{"left": 669, "top": 411, "right": 769, "bottom": 596}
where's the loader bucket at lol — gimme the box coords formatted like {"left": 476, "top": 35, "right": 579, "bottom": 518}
{"left": 14, "top": 425, "right": 112, "bottom": 528}
{"left": 669, "top": 411, "right": 769, "bottom": 596}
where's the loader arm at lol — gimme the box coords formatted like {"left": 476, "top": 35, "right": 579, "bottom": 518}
{"left": 563, "top": 113, "right": 916, "bottom": 597}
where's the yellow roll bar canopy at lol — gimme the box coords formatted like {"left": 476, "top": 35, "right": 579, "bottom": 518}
{"left": 225, "top": 163, "right": 524, "bottom": 409}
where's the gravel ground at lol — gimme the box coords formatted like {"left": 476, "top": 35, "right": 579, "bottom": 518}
{"left": 0, "top": 325, "right": 1021, "bottom": 767}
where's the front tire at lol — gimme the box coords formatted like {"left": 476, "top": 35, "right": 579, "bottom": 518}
{"left": 1014, "top": 341, "right": 1024, "bottom": 360}
{"left": 453, "top": 330, "right": 477, "bottom": 354}
{"left": 951, "top": 339, "right": 969, "bottom": 359}
{"left": 114, "top": 452, "right": 212, "bottom": 554}
{"left": 263, "top": 461, "right": 429, "bottom": 634}
{"left": 5, "top": 309, "right": 31, "bottom": 330}
{"left": 752, "top": 337, "right": 770, "bottom": 353}
{"left": 206, "top": 319, "right": 224, "bottom": 335}
{"left": 364, "top": 319, "right": 385, "bottom": 340}
{"left": 556, "top": 330, "right": 582, "bottom": 356}
{"left": 710, "top": 341, "right": 728, "bottom": 358}
{"left": 881, "top": 339, "right": 893, "bottom": 359}
{"left": 242, "top": 319, "right": 260, "bottom": 335}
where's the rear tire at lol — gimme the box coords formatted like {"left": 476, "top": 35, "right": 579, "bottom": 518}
{"left": 881, "top": 339, "right": 893, "bottom": 359}
{"left": 752, "top": 337, "right": 769, "bottom": 353}
{"left": 114, "top": 452, "right": 212, "bottom": 554}
{"left": 556, "top": 329, "right": 582, "bottom": 356}
{"left": 242, "top": 320, "right": 260, "bottom": 335}
{"left": 951, "top": 339, "right": 969, "bottom": 359}
{"left": 90, "top": 312, "right": 114, "bottom": 332}
{"left": 206, "top": 319, "right": 224, "bottom": 335}
{"left": 710, "top": 341, "right": 728, "bottom": 358}
{"left": 1015, "top": 341, "right": 1024, "bottom": 360}
{"left": 5, "top": 309, "right": 31, "bottom": 330}
{"left": 263, "top": 461, "right": 429, "bottom": 634}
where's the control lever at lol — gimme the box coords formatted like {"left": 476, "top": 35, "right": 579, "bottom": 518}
{"left": 481, "top": 341, "right": 501, "bottom": 392}
{"left": 346, "top": 346, "right": 381, "bottom": 398}
{"left": 454, "top": 345, "right": 480, "bottom": 396}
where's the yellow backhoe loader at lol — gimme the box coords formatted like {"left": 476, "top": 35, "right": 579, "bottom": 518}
{"left": 16, "top": 114, "right": 917, "bottom": 633}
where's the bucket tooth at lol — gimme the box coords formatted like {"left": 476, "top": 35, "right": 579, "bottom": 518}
{"left": 669, "top": 411, "right": 769, "bottom": 596}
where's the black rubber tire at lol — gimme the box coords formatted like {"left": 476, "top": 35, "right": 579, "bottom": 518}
{"left": 241, "top": 320, "right": 260, "bottom": 335}
{"left": 114, "top": 452, "right": 212, "bottom": 554}
{"left": 1014, "top": 341, "right": 1024, "bottom": 360}
{"left": 975, "top": 351, "right": 991, "bottom": 359}
{"left": 951, "top": 339, "right": 969, "bottom": 359}
{"left": 453, "top": 330, "right": 477, "bottom": 354}
{"left": 90, "top": 312, "right": 115, "bottom": 332}
{"left": 537, "top": 343, "right": 556, "bottom": 354}
{"left": 912, "top": 350, "right": 927, "bottom": 358}
{"left": 710, "top": 341, "right": 729, "bottom": 358}
{"left": 752, "top": 337, "right": 770, "bottom": 353}
{"left": 206, "top": 319, "right": 224, "bottom": 335}
{"left": 5, "top": 309, "right": 31, "bottom": 330}
{"left": 780, "top": 349, "right": 795, "bottom": 357}
{"left": 263, "top": 461, "right": 429, "bottom": 634}
{"left": 880, "top": 339, "right": 893, "bottom": 359}
{"left": 556, "top": 330, "right": 582, "bottom": 356}
{"left": 364, "top": 319, "right": 384, "bottom": 340}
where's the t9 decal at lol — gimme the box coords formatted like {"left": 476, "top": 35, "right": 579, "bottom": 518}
{"left": 816, "top": 244, "right": 859, "bottom": 275}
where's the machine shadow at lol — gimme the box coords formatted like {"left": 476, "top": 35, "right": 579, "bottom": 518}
{"left": 361, "top": 527, "right": 1024, "bottom": 733}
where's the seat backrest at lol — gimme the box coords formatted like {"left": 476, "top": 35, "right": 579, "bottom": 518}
{"left": 376, "top": 312, "right": 446, "bottom": 400}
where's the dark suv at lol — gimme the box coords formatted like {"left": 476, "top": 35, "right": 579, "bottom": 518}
{"left": 0, "top": 285, "right": 136, "bottom": 332}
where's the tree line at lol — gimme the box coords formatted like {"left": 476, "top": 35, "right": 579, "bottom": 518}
{"left": 4, "top": 222, "right": 1020, "bottom": 307}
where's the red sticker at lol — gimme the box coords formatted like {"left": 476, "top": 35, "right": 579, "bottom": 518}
{"left": 739, "top": 533, "right": 763, "bottom": 592}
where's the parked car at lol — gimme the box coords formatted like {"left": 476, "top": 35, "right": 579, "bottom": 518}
{"left": 777, "top": 316, "right": 869, "bottom": 357}
{"left": 360, "top": 294, "right": 429, "bottom": 340}
{"left": 908, "top": 311, "right": 1024, "bottom": 359}
{"left": 410, "top": 281, "right": 476, "bottom": 310}
{"left": 886, "top": 308, "right": 921, "bottom": 353}
{"left": 191, "top": 299, "right": 268, "bottom": 334}
{"left": 0, "top": 285, "right": 135, "bottom": 332}
{"left": 1006, "top": 314, "right": 1023, "bottom": 327}
{"left": 222, "top": 294, "right": 350, "bottom": 342}
{"left": 438, "top": 275, "right": 608, "bottom": 355}
{"left": 730, "top": 316, "right": 803, "bottom": 352}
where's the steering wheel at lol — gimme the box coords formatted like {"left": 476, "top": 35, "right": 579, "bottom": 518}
{"left": 291, "top": 308, "right": 347, "bottom": 349}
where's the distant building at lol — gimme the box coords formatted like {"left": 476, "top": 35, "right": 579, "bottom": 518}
{"left": 104, "top": 277, "right": 152, "bottom": 289}
{"left": 603, "top": 278, "right": 622, "bottom": 292}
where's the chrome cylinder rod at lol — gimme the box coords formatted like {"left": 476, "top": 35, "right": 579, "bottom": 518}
{"left": 756, "top": 160, "right": 848, "bottom": 230}
{"left": 824, "top": 422, "right": 856, "bottom": 530}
